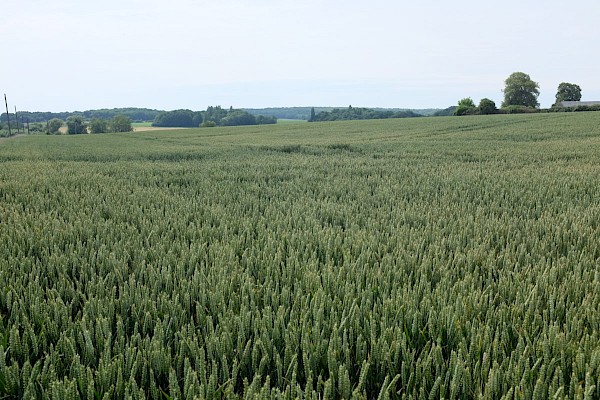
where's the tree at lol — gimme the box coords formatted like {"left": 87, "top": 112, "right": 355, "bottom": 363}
{"left": 110, "top": 114, "right": 133, "bottom": 132}
{"left": 220, "top": 110, "right": 256, "bottom": 126}
{"left": 203, "top": 106, "right": 228, "bottom": 126}
{"left": 255, "top": 115, "right": 277, "bottom": 125}
{"left": 502, "top": 72, "right": 540, "bottom": 108}
{"left": 478, "top": 98, "right": 497, "bottom": 115}
{"left": 200, "top": 120, "right": 216, "bottom": 128}
{"left": 47, "top": 118, "right": 64, "bottom": 134}
{"left": 455, "top": 98, "right": 476, "bottom": 116}
{"left": 309, "top": 107, "right": 316, "bottom": 122}
{"left": 66, "top": 116, "right": 87, "bottom": 134}
{"left": 152, "top": 109, "right": 201, "bottom": 127}
{"left": 555, "top": 82, "right": 582, "bottom": 105}
{"left": 89, "top": 118, "right": 108, "bottom": 134}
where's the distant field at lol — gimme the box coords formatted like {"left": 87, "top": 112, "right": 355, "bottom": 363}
{"left": 131, "top": 121, "right": 300, "bottom": 131}
{"left": 131, "top": 121, "right": 153, "bottom": 128}
{"left": 132, "top": 121, "right": 193, "bottom": 132}
{"left": 276, "top": 118, "right": 308, "bottom": 124}
{"left": 1, "top": 113, "right": 599, "bottom": 398}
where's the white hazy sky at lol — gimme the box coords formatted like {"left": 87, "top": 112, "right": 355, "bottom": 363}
{"left": 2, "top": 0, "right": 599, "bottom": 112}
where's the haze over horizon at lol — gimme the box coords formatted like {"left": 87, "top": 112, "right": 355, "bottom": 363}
{"left": 2, "top": 0, "right": 599, "bottom": 113}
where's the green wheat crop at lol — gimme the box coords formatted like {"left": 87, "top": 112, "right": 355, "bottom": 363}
{"left": 0, "top": 113, "right": 599, "bottom": 399}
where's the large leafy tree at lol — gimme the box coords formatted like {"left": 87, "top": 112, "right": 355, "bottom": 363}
{"left": 478, "top": 98, "right": 497, "bottom": 115}
{"left": 152, "top": 110, "right": 202, "bottom": 127}
{"left": 220, "top": 110, "right": 256, "bottom": 126}
{"left": 203, "top": 106, "right": 228, "bottom": 126}
{"left": 455, "top": 97, "right": 476, "bottom": 116}
{"left": 47, "top": 118, "right": 63, "bottom": 134}
{"left": 110, "top": 114, "right": 133, "bottom": 132}
{"left": 89, "top": 118, "right": 108, "bottom": 134}
{"left": 66, "top": 116, "right": 87, "bottom": 134}
{"left": 502, "top": 72, "right": 540, "bottom": 108}
{"left": 555, "top": 82, "right": 582, "bottom": 104}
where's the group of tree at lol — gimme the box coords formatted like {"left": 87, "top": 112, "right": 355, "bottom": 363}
{"left": 244, "top": 107, "right": 332, "bottom": 120}
{"left": 455, "top": 72, "right": 589, "bottom": 116}
{"left": 89, "top": 115, "right": 134, "bottom": 133}
{"left": 2, "top": 108, "right": 161, "bottom": 124}
{"left": 82, "top": 108, "right": 161, "bottom": 122}
{"left": 150, "top": 107, "right": 277, "bottom": 128}
{"left": 243, "top": 107, "right": 436, "bottom": 120}
{"left": 201, "top": 106, "right": 228, "bottom": 126}
{"left": 201, "top": 106, "right": 277, "bottom": 127}
{"left": 0, "top": 121, "right": 47, "bottom": 137}
{"left": 310, "top": 106, "right": 422, "bottom": 122}
{"left": 152, "top": 109, "right": 203, "bottom": 127}
{"left": 46, "top": 114, "right": 133, "bottom": 134}
{"left": 454, "top": 98, "right": 498, "bottom": 116}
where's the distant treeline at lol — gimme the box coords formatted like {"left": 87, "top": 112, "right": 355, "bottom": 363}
{"left": 310, "top": 106, "right": 422, "bottom": 122}
{"left": 2, "top": 106, "right": 454, "bottom": 128}
{"left": 244, "top": 107, "right": 440, "bottom": 120}
{"left": 244, "top": 107, "right": 334, "bottom": 120}
{"left": 433, "top": 106, "right": 458, "bottom": 116}
{"left": 1, "top": 108, "right": 162, "bottom": 124}
{"left": 152, "top": 106, "right": 277, "bottom": 128}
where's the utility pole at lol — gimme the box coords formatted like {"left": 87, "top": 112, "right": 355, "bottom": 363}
{"left": 4, "top": 94, "right": 11, "bottom": 136}
{"left": 14, "top": 106, "right": 20, "bottom": 134}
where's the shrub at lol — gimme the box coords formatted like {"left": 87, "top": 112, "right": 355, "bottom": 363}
{"left": 501, "top": 105, "right": 540, "bottom": 114}
{"left": 110, "top": 114, "right": 133, "bottom": 132}
{"left": 89, "top": 118, "right": 109, "bottom": 134}
{"left": 66, "top": 116, "right": 87, "bottom": 134}
{"left": 455, "top": 98, "right": 476, "bottom": 116}
{"left": 478, "top": 98, "right": 497, "bottom": 115}
{"left": 47, "top": 118, "right": 64, "bottom": 134}
{"left": 574, "top": 104, "right": 600, "bottom": 112}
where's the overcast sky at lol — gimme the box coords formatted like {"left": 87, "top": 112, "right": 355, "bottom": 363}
{"left": 2, "top": 0, "right": 599, "bottom": 112}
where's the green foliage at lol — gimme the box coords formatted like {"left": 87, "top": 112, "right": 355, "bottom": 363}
{"left": 573, "top": 104, "right": 600, "bottom": 112}
{"left": 152, "top": 109, "right": 202, "bottom": 127}
{"left": 89, "top": 118, "right": 109, "bottom": 134}
{"left": 312, "top": 106, "right": 421, "bottom": 121}
{"left": 65, "top": 115, "right": 87, "bottom": 134}
{"left": 477, "top": 98, "right": 497, "bottom": 115}
{"left": 110, "top": 114, "right": 133, "bottom": 133}
{"left": 89, "top": 115, "right": 132, "bottom": 134}
{"left": 27, "top": 122, "right": 46, "bottom": 134}
{"left": 255, "top": 115, "right": 277, "bottom": 125}
{"left": 5, "top": 108, "right": 161, "bottom": 124}
{"left": 243, "top": 107, "right": 321, "bottom": 120}
{"left": 1, "top": 114, "right": 600, "bottom": 398}
{"left": 203, "top": 106, "right": 228, "bottom": 126}
{"left": 244, "top": 107, "right": 439, "bottom": 120}
{"left": 555, "top": 82, "right": 582, "bottom": 104}
{"left": 200, "top": 120, "right": 217, "bottom": 128}
{"left": 455, "top": 98, "right": 477, "bottom": 116}
{"left": 220, "top": 110, "right": 256, "bottom": 126}
{"left": 203, "top": 107, "right": 276, "bottom": 127}
{"left": 549, "top": 104, "right": 600, "bottom": 113}
{"left": 500, "top": 105, "right": 540, "bottom": 114}
{"left": 502, "top": 72, "right": 540, "bottom": 108}
{"left": 47, "top": 118, "right": 64, "bottom": 135}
